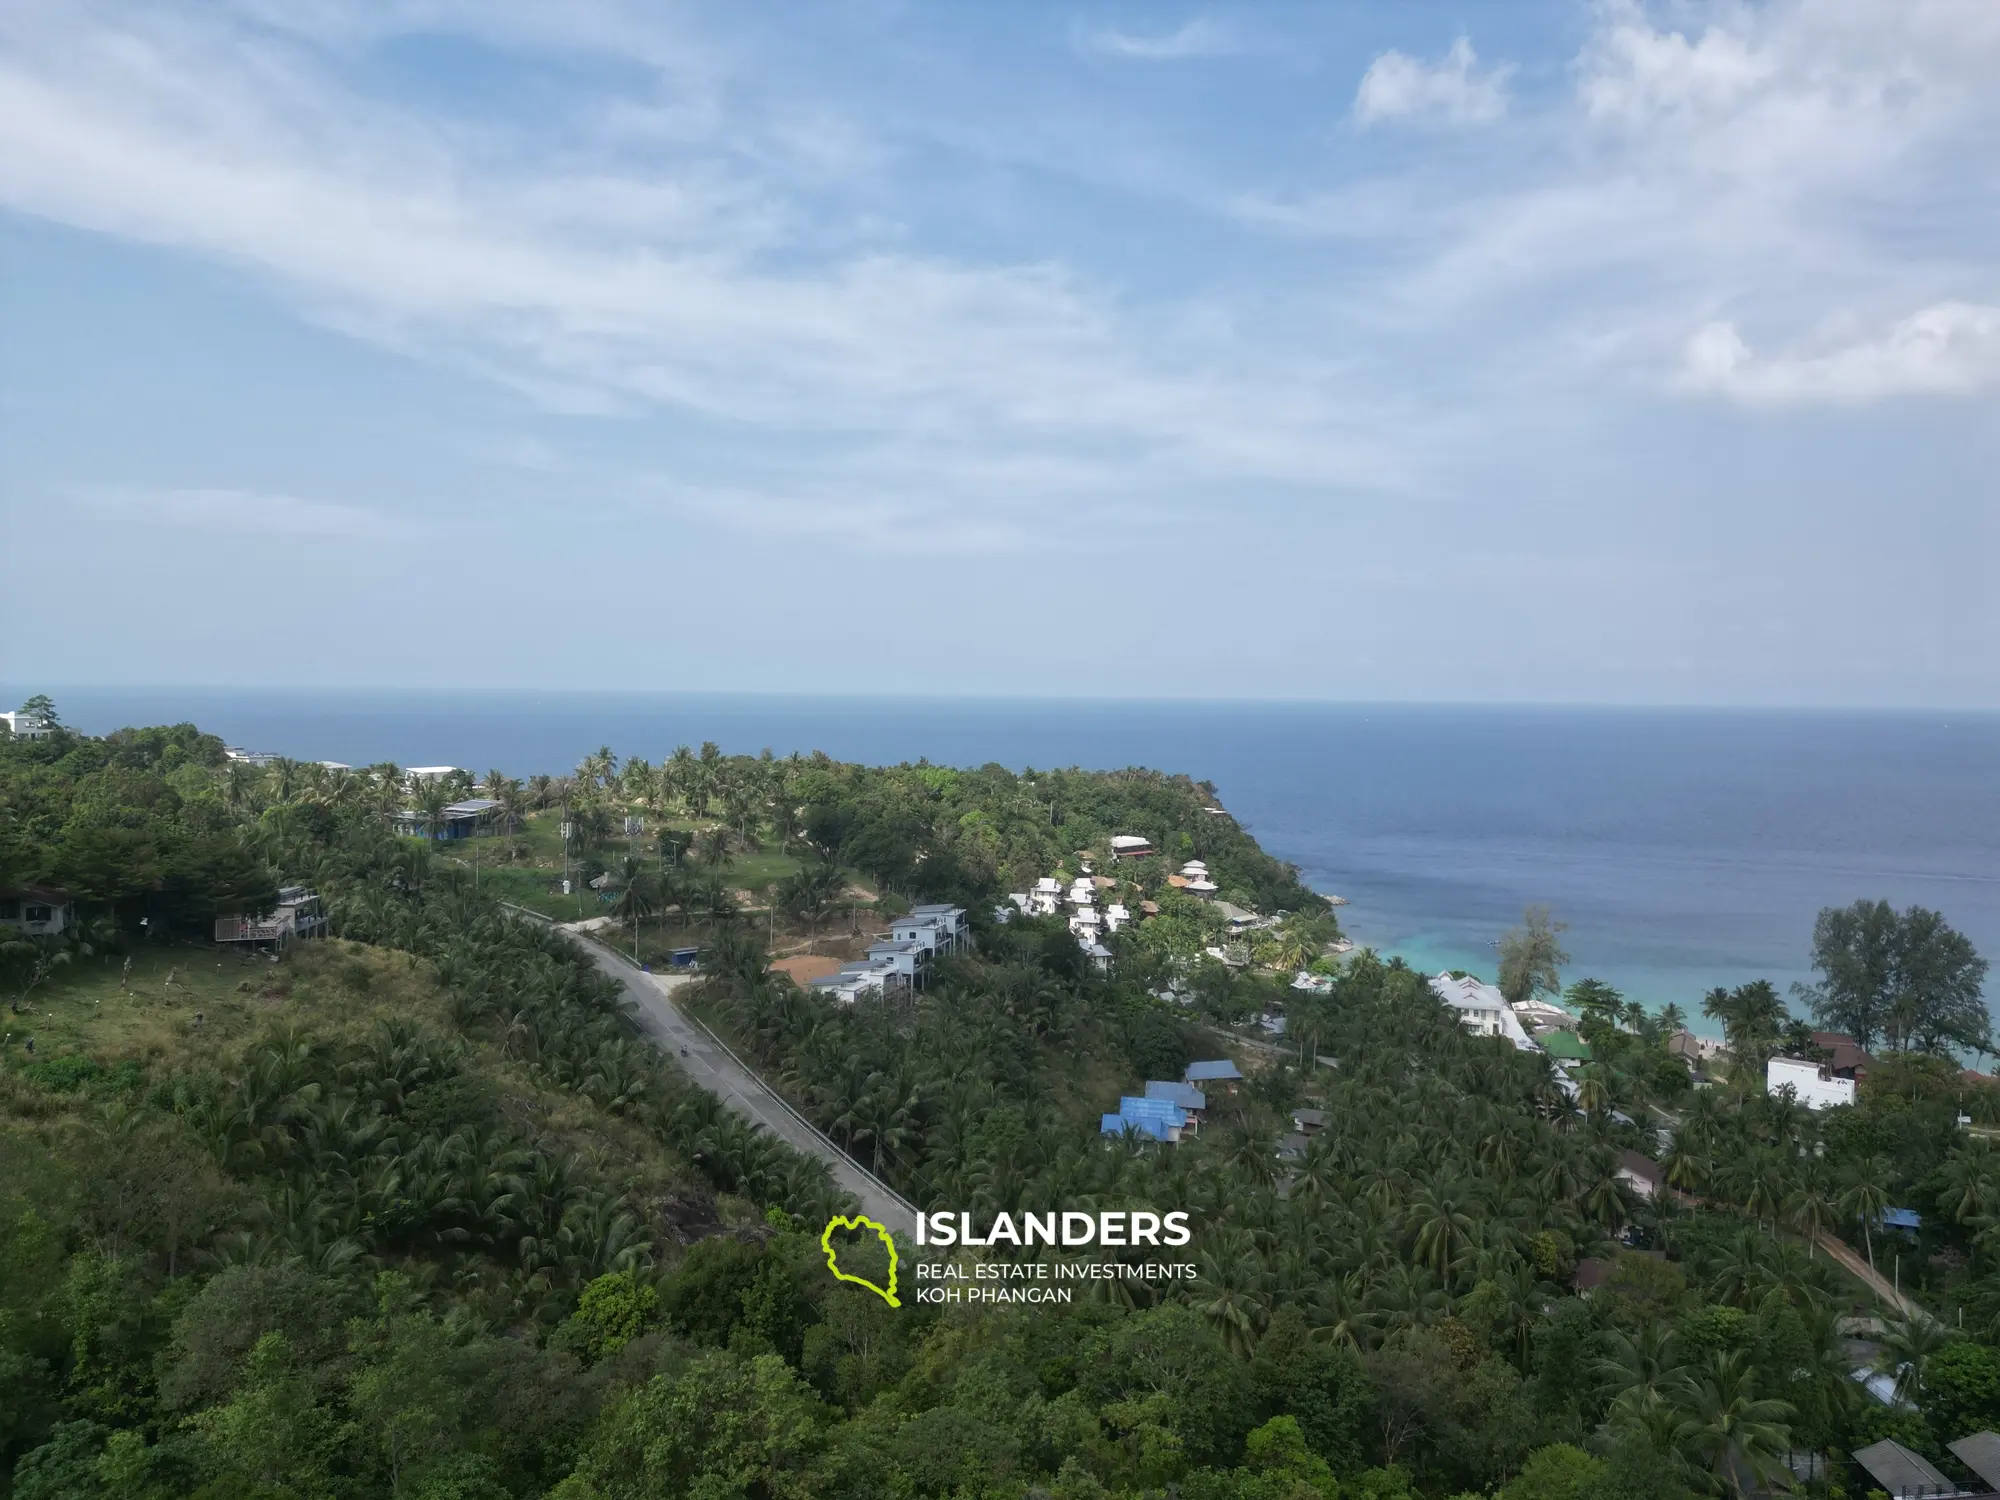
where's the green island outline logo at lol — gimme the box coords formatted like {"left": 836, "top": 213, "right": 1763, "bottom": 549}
{"left": 819, "top": 1214, "right": 901, "bottom": 1307}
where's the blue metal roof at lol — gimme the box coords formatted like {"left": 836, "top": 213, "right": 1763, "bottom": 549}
{"left": 1185, "top": 1060, "right": 1243, "bottom": 1082}
{"left": 1145, "top": 1080, "right": 1206, "bottom": 1110}
{"left": 1881, "top": 1207, "right": 1922, "bottom": 1230}
{"left": 1101, "top": 1113, "right": 1174, "bottom": 1141}
{"left": 1117, "top": 1097, "right": 1188, "bottom": 1126}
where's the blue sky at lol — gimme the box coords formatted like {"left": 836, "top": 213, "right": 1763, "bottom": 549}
{"left": 2, "top": 1, "right": 1995, "bottom": 704}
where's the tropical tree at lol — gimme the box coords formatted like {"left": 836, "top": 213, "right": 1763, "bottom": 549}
{"left": 1499, "top": 906, "right": 1570, "bottom": 1006}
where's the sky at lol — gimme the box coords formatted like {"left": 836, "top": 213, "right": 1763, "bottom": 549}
{"left": 1, "top": 0, "right": 1996, "bottom": 705}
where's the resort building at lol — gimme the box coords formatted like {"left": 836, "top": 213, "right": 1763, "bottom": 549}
{"left": 1103, "top": 902, "right": 1132, "bottom": 934}
{"left": 1109, "top": 834, "right": 1156, "bottom": 859}
{"left": 1026, "top": 877, "right": 1062, "bottom": 916}
{"left": 1513, "top": 996, "right": 1576, "bottom": 1033}
{"left": 406, "top": 766, "right": 463, "bottom": 782}
{"left": 1292, "top": 1108, "right": 1327, "bottom": 1134}
{"left": 1430, "top": 973, "right": 1538, "bottom": 1051}
{"left": 0, "top": 888, "right": 72, "bottom": 937}
{"left": 1766, "top": 1055, "right": 1857, "bottom": 1110}
{"left": 1668, "top": 1031, "right": 1727, "bottom": 1065}
{"left": 224, "top": 747, "right": 281, "bottom": 767}
{"left": 1069, "top": 907, "right": 1104, "bottom": 944}
{"left": 1291, "top": 971, "right": 1334, "bottom": 995}
{"left": 214, "top": 886, "right": 328, "bottom": 948}
{"left": 1541, "top": 1031, "right": 1592, "bottom": 1067}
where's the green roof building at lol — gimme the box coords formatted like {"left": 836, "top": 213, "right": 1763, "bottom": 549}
{"left": 1541, "top": 1030, "right": 1592, "bottom": 1064}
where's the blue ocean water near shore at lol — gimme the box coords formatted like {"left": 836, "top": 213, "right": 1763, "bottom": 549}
{"left": 25, "top": 688, "right": 2000, "bottom": 1027}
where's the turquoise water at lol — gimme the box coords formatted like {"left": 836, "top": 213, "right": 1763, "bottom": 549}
{"left": 24, "top": 689, "right": 2000, "bottom": 1025}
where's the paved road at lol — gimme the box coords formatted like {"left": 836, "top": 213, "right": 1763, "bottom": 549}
{"left": 567, "top": 929, "right": 918, "bottom": 1237}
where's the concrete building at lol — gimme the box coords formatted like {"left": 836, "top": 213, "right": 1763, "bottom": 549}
{"left": 1186, "top": 1059, "right": 1244, "bottom": 1095}
{"left": 865, "top": 939, "right": 926, "bottom": 987}
{"left": 808, "top": 958, "right": 899, "bottom": 1004}
{"left": 392, "top": 798, "right": 503, "bottom": 840}
{"left": 1767, "top": 1055, "right": 1857, "bottom": 1110}
{"left": 1109, "top": 834, "right": 1156, "bottom": 859}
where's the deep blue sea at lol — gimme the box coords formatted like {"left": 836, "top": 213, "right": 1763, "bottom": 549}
{"left": 22, "top": 689, "right": 2000, "bottom": 1027}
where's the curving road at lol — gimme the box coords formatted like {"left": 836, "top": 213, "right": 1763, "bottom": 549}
{"left": 565, "top": 927, "right": 918, "bottom": 1237}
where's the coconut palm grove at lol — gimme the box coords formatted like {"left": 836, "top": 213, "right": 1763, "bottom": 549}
{"left": 4, "top": 713, "right": 2000, "bottom": 1500}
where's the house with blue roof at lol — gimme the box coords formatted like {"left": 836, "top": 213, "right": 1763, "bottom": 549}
{"left": 1185, "top": 1059, "right": 1243, "bottom": 1095}
{"left": 1145, "top": 1079, "right": 1206, "bottom": 1116}
{"left": 1100, "top": 1095, "right": 1190, "bottom": 1143}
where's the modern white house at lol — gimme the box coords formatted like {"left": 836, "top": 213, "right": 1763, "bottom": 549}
{"left": 865, "top": 939, "right": 925, "bottom": 987}
{"left": 1026, "top": 877, "right": 1063, "bottom": 916}
{"left": 0, "top": 711, "right": 53, "bottom": 740}
{"left": 1431, "top": 972, "right": 1538, "bottom": 1051}
{"left": 1067, "top": 878, "right": 1096, "bottom": 908}
{"left": 1766, "top": 1056, "right": 1857, "bottom": 1110}
{"left": 889, "top": 906, "right": 969, "bottom": 959}
{"left": 224, "top": 747, "right": 281, "bottom": 767}
{"left": 1069, "top": 907, "right": 1105, "bottom": 944}
{"left": 406, "top": 766, "right": 463, "bottom": 782}
{"left": 0, "top": 888, "right": 72, "bottom": 936}
{"left": 808, "top": 957, "right": 900, "bottom": 1004}
{"left": 1103, "top": 902, "right": 1132, "bottom": 934}
{"left": 1179, "top": 862, "right": 1219, "bottom": 896}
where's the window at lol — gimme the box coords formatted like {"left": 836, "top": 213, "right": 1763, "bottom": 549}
{"left": 26, "top": 905, "right": 53, "bottom": 923}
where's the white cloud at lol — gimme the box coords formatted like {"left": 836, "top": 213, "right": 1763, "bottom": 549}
{"left": 1076, "top": 19, "right": 1233, "bottom": 62}
{"left": 1354, "top": 37, "right": 1510, "bottom": 127}
{"left": 78, "top": 487, "right": 426, "bottom": 538}
{"left": 0, "top": 1, "right": 1403, "bottom": 514}
{"left": 1679, "top": 303, "right": 2000, "bottom": 404}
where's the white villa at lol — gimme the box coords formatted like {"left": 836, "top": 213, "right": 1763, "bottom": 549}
{"left": 1179, "top": 861, "right": 1219, "bottom": 896}
{"left": 1430, "top": 972, "right": 1538, "bottom": 1051}
{"left": 1025, "top": 877, "right": 1063, "bottom": 917}
{"left": 1103, "top": 903, "right": 1132, "bottom": 934}
{"left": 1109, "top": 834, "right": 1156, "bottom": 859}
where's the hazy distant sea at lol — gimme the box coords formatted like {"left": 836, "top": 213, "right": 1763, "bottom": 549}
{"left": 25, "top": 688, "right": 2000, "bottom": 1024}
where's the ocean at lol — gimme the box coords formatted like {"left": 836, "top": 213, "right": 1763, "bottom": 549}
{"left": 23, "top": 688, "right": 2000, "bottom": 1025}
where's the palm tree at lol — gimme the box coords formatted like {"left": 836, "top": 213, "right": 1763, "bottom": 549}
{"left": 1838, "top": 1155, "right": 1894, "bottom": 1275}
{"left": 1873, "top": 1315, "right": 1951, "bottom": 1405}
{"left": 1667, "top": 1350, "right": 1797, "bottom": 1498}
{"left": 1786, "top": 1170, "right": 1838, "bottom": 1258}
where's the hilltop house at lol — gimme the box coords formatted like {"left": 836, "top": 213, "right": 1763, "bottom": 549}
{"left": 1430, "top": 972, "right": 1537, "bottom": 1052}
{"left": 0, "top": 888, "right": 72, "bottom": 937}
{"left": 1109, "top": 834, "right": 1156, "bottom": 860}
{"left": 1813, "top": 1031, "right": 1879, "bottom": 1082}
{"left": 1025, "top": 877, "right": 1062, "bottom": 916}
{"left": 865, "top": 940, "right": 927, "bottom": 987}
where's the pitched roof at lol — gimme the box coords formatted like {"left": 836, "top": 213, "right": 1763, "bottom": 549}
{"left": 1185, "top": 1060, "right": 1243, "bottom": 1082}
{"left": 1852, "top": 1439, "right": 1955, "bottom": 1498}
{"left": 1145, "top": 1080, "right": 1206, "bottom": 1110}
{"left": 1542, "top": 1030, "right": 1592, "bottom": 1061}
{"left": 1617, "top": 1151, "right": 1663, "bottom": 1185}
{"left": 1948, "top": 1431, "right": 2000, "bottom": 1491}
{"left": 1812, "top": 1030, "right": 1880, "bottom": 1074}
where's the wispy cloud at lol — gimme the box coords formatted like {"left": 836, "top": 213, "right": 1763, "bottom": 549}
{"left": 77, "top": 487, "right": 426, "bottom": 539}
{"left": 1354, "top": 38, "right": 1511, "bottom": 127}
{"left": 1678, "top": 304, "right": 2000, "bottom": 404}
{"left": 1074, "top": 18, "right": 1234, "bottom": 62}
